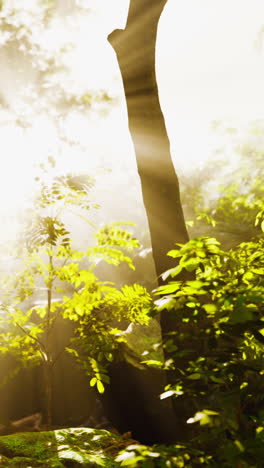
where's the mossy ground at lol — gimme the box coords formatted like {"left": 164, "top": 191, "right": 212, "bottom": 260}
{"left": 0, "top": 427, "right": 132, "bottom": 467}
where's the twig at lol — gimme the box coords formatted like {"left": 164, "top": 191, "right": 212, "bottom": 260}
{"left": 14, "top": 321, "right": 47, "bottom": 360}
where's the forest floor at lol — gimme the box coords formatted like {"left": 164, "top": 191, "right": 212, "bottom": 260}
{"left": 0, "top": 427, "right": 136, "bottom": 467}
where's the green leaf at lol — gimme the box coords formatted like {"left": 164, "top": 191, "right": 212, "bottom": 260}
{"left": 242, "top": 271, "right": 255, "bottom": 283}
{"left": 187, "top": 373, "right": 201, "bottom": 380}
{"left": 203, "top": 304, "right": 217, "bottom": 314}
{"left": 252, "top": 268, "right": 264, "bottom": 275}
{"left": 96, "top": 380, "right": 104, "bottom": 394}
{"left": 161, "top": 265, "right": 182, "bottom": 281}
{"left": 160, "top": 389, "right": 183, "bottom": 399}
{"left": 186, "top": 302, "right": 198, "bottom": 308}
{"left": 90, "top": 377, "right": 97, "bottom": 387}
{"left": 142, "top": 360, "right": 163, "bottom": 369}
{"left": 234, "top": 440, "right": 245, "bottom": 453}
{"left": 167, "top": 249, "right": 182, "bottom": 258}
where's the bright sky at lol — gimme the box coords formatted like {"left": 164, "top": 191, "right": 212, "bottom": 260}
{"left": 0, "top": 0, "right": 264, "bottom": 241}
{"left": 157, "top": 0, "right": 264, "bottom": 169}
{"left": 82, "top": 0, "right": 264, "bottom": 170}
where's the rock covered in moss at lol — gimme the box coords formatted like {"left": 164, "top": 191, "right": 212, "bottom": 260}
{"left": 0, "top": 427, "right": 132, "bottom": 467}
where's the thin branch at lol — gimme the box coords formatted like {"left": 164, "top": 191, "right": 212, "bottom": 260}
{"left": 14, "top": 321, "right": 47, "bottom": 360}
{"left": 67, "top": 207, "right": 97, "bottom": 229}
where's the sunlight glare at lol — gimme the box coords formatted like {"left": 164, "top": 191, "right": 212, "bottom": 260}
{"left": 1, "top": 0, "right": 264, "bottom": 241}
{"left": 157, "top": 0, "right": 264, "bottom": 170}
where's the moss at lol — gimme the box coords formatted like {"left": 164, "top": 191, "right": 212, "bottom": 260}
{"left": 0, "top": 431, "right": 55, "bottom": 459}
{"left": 0, "top": 428, "right": 128, "bottom": 467}
{"left": 4, "top": 456, "right": 64, "bottom": 467}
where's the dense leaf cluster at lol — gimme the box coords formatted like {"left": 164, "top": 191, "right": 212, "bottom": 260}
{"left": 119, "top": 234, "right": 264, "bottom": 466}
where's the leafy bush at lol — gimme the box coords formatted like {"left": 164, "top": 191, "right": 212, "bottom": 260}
{"left": 116, "top": 231, "right": 264, "bottom": 466}
{"left": 150, "top": 234, "right": 263, "bottom": 466}
{"left": 0, "top": 166, "right": 151, "bottom": 425}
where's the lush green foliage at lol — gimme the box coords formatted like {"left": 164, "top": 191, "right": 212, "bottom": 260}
{"left": 120, "top": 232, "right": 263, "bottom": 466}
{"left": 0, "top": 167, "right": 151, "bottom": 423}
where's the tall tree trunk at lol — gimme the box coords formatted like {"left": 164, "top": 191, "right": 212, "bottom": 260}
{"left": 107, "top": 0, "right": 191, "bottom": 442}
{"left": 108, "top": 0, "right": 189, "bottom": 283}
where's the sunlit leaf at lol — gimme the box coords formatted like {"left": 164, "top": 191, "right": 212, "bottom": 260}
{"left": 96, "top": 380, "right": 104, "bottom": 394}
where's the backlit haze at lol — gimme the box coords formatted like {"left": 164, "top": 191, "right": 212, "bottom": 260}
{"left": 0, "top": 0, "right": 264, "bottom": 244}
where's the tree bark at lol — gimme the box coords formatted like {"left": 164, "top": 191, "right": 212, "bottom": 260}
{"left": 107, "top": 0, "right": 191, "bottom": 442}
{"left": 108, "top": 0, "right": 189, "bottom": 283}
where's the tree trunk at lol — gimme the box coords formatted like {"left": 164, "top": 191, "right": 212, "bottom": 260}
{"left": 108, "top": 0, "right": 189, "bottom": 283}
{"left": 107, "top": 0, "right": 191, "bottom": 442}
{"left": 43, "top": 360, "right": 53, "bottom": 427}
